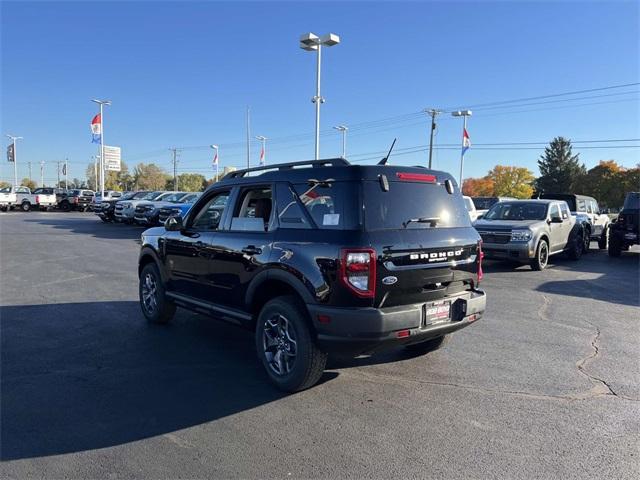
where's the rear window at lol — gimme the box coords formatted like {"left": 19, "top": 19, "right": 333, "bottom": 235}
{"left": 485, "top": 202, "right": 548, "bottom": 221}
{"left": 472, "top": 197, "right": 497, "bottom": 210}
{"left": 284, "top": 181, "right": 359, "bottom": 230}
{"left": 623, "top": 193, "right": 640, "bottom": 209}
{"left": 364, "top": 181, "right": 469, "bottom": 230}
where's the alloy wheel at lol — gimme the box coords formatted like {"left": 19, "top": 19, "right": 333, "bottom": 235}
{"left": 539, "top": 242, "right": 548, "bottom": 268}
{"left": 262, "top": 314, "right": 298, "bottom": 376}
{"left": 141, "top": 272, "right": 158, "bottom": 315}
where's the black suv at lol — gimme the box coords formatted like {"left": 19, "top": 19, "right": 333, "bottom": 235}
{"left": 138, "top": 159, "right": 486, "bottom": 391}
{"left": 609, "top": 192, "right": 639, "bottom": 257}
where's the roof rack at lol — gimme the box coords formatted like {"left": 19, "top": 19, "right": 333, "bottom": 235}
{"left": 222, "top": 158, "right": 350, "bottom": 179}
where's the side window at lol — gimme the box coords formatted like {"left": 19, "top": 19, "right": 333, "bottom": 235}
{"left": 585, "top": 201, "right": 593, "bottom": 214}
{"left": 230, "top": 187, "right": 272, "bottom": 232}
{"left": 275, "top": 183, "right": 311, "bottom": 229}
{"left": 591, "top": 200, "right": 599, "bottom": 214}
{"left": 550, "top": 204, "right": 561, "bottom": 220}
{"left": 577, "top": 199, "right": 586, "bottom": 212}
{"left": 560, "top": 203, "right": 570, "bottom": 220}
{"left": 191, "top": 191, "right": 230, "bottom": 231}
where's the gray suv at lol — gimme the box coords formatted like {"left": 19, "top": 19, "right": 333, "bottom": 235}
{"left": 474, "top": 199, "right": 587, "bottom": 270}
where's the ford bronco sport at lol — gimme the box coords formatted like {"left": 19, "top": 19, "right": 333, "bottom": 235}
{"left": 138, "top": 159, "right": 486, "bottom": 391}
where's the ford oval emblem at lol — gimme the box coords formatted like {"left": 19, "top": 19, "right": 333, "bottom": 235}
{"left": 382, "top": 276, "right": 398, "bottom": 285}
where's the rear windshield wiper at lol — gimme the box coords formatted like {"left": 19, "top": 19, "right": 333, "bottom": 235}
{"left": 403, "top": 217, "right": 440, "bottom": 228}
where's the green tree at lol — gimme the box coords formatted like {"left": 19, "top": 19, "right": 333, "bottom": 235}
{"left": 487, "top": 165, "right": 535, "bottom": 199}
{"left": 21, "top": 178, "right": 37, "bottom": 190}
{"left": 133, "top": 163, "right": 169, "bottom": 190}
{"left": 175, "top": 173, "right": 206, "bottom": 192}
{"left": 0, "top": 181, "right": 12, "bottom": 189}
{"left": 536, "top": 137, "right": 586, "bottom": 194}
{"left": 86, "top": 161, "right": 132, "bottom": 191}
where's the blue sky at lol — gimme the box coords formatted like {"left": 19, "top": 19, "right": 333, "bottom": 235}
{"left": 1, "top": 0, "right": 638, "bottom": 186}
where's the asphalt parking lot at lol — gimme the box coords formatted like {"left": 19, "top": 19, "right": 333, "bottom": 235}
{"left": 1, "top": 211, "right": 639, "bottom": 479}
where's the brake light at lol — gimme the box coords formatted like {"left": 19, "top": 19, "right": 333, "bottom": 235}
{"left": 476, "top": 240, "right": 484, "bottom": 286}
{"left": 35, "top": 195, "right": 40, "bottom": 204}
{"left": 396, "top": 172, "right": 436, "bottom": 183}
{"left": 340, "top": 248, "right": 376, "bottom": 298}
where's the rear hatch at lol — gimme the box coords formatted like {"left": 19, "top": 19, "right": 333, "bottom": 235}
{"left": 362, "top": 174, "right": 481, "bottom": 308}
{"left": 619, "top": 193, "right": 640, "bottom": 234}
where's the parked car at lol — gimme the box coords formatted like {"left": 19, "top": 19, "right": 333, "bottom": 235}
{"left": 12, "top": 187, "right": 58, "bottom": 211}
{"left": 471, "top": 196, "right": 515, "bottom": 219}
{"left": 95, "top": 191, "right": 144, "bottom": 222}
{"left": 134, "top": 192, "right": 201, "bottom": 226}
{"left": 608, "top": 192, "right": 639, "bottom": 257}
{"left": 0, "top": 186, "right": 18, "bottom": 211}
{"left": 463, "top": 195, "right": 478, "bottom": 222}
{"left": 158, "top": 193, "right": 203, "bottom": 225}
{"left": 89, "top": 190, "right": 122, "bottom": 211}
{"left": 58, "top": 189, "right": 95, "bottom": 211}
{"left": 137, "top": 158, "right": 486, "bottom": 392}
{"left": 112, "top": 191, "right": 160, "bottom": 223}
{"left": 539, "top": 193, "right": 610, "bottom": 249}
{"left": 474, "top": 199, "right": 587, "bottom": 270}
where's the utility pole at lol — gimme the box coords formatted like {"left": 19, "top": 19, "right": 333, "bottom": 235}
{"left": 451, "top": 110, "right": 473, "bottom": 187}
{"left": 425, "top": 109, "right": 442, "bottom": 169}
{"left": 39, "top": 161, "right": 45, "bottom": 187}
{"left": 5, "top": 134, "right": 22, "bottom": 187}
{"left": 170, "top": 148, "right": 180, "bottom": 191}
{"left": 91, "top": 99, "right": 111, "bottom": 198}
{"left": 246, "top": 106, "right": 251, "bottom": 170}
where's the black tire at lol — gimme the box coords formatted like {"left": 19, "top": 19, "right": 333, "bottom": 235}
{"left": 139, "top": 262, "right": 176, "bottom": 324}
{"left": 608, "top": 233, "right": 622, "bottom": 257}
{"left": 583, "top": 227, "right": 591, "bottom": 254}
{"left": 60, "top": 202, "right": 70, "bottom": 212}
{"left": 568, "top": 231, "right": 584, "bottom": 261}
{"left": 21, "top": 202, "right": 31, "bottom": 212}
{"left": 255, "top": 295, "right": 327, "bottom": 392}
{"left": 99, "top": 216, "right": 111, "bottom": 223}
{"left": 404, "top": 335, "right": 449, "bottom": 355}
{"left": 530, "top": 239, "right": 549, "bottom": 271}
{"left": 598, "top": 226, "right": 608, "bottom": 250}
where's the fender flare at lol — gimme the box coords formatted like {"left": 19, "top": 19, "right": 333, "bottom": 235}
{"left": 245, "top": 268, "right": 316, "bottom": 308}
{"left": 138, "top": 246, "right": 169, "bottom": 282}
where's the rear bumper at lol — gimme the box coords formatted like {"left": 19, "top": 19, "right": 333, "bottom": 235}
{"left": 308, "top": 289, "right": 486, "bottom": 355}
{"left": 483, "top": 241, "right": 534, "bottom": 262}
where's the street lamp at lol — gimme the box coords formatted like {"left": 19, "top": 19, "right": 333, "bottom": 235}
{"left": 91, "top": 99, "right": 111, "bottom": 198}
{"left": 5, "top": 134, "right": 22, "bottom": 187}
{"left": 299, "top": 32, "right": 341, "bottom": 160}
{"left": 451, "top": 110, "right": 472, "bottom": 187}
{"left": 210, "top": 144, "right": 219, "bottom": 182}
{"left": 333, "top": 125, "right": 348, "bottom": 158}
{"left": 255, "top": 136, "right": 267, "bottom": 166}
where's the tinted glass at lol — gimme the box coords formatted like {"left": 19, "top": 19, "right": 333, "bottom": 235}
{"left": 179, "top": 193, "right": 199, "bottom": 203}
{"left": 485, "top": 202, "right": 548, "bottom": 221}
{"left": 191, "top": 191, "right": 230, "bottom": 231}
{"left": 275, "top": 183, "right": 311, "bottom": 229}
{"left": 472, "top": 197, "right": 498, "bottom": 210}
{"left": 549, "top": 204, "right": 561, "bottom": 219}
{"left": 576, "top": 199, "right": 586, "bottom": 211}
{"left": 364, "top": 181, "right": 469, "bottom": 230}
{"left": 112, "top": 192, "right": 122, "bottom": 198}
{"left": 162, "top": 192, "right": 187, "bottom": 203}
{"left": 560, "top": 203, "right": 570, "bottom": 219}
{"left": 293, "top": 181, "right": 359, "bottom": 230}
{"left": 623, "top": 192, "right": 640, "bottom": 209}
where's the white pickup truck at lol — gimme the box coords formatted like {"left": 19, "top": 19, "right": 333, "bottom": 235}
{"left": 1, "top": 186, "right": 58, "bottom": 211}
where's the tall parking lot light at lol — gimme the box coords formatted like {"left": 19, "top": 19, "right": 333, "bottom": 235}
{"left": 333, "top": 125, "right": 348, "bottom": 159}
{"left": 5, "top": 134, "right": 22, "bottom": 187}
{"left": 91, "top": 99, "right": 111, "bottom": 198}
{"left": 299, "top": 32, "right": 340, "bottom": 160}
{"left": 451, "top": 110, "right": 472, "bottom": 187}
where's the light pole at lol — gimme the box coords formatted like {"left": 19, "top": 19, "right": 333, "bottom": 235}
{"left": 210, "top": 144, "right": 219, "bottom": 182}
{"left": 300, "top": 32, "right": 340, "bottom": 160}
{"left": 39, "top": 161, "right": 45, "bottom": 187}
{"left": 451, "top": 110, "right": 472, "bottom": 187}
{"left": 255, "top": 136, "right": 267, "bottom": 166}
{"left": 333, "top": 125, "right": 348, "bottom": 158}
{"left": 91, "top": 99, "right": 111, "bottom": 198}
{"left": 5, "top": 134, "right": 22, "bottom": 187}
{"left": 424, "top": 109, "right": 442, "bottom": 169}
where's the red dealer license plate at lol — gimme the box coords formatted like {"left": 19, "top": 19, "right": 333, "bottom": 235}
{"left": 424, "top": 301, "right": 451, "bottom": 326}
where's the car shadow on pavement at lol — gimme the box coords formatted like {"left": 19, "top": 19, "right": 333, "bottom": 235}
{"left": 535, "top": 249, "right": 640, "bottom": 307}
{"left": 22, "top": 216, "right": 146, "bottom": 240}
{"left": 0, "top": 301, "right": 336, "bottom": 461}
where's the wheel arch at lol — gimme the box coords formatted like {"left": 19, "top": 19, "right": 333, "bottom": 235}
{"left": 138, "top": 246, "right": 168, "bottom": 282}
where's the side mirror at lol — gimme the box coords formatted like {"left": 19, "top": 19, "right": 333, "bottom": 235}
{"left": 165, "top": 214, "right": 183, "bottom": 231}
{"left": 550, "top": 216, "right": 563, "bottom": 223}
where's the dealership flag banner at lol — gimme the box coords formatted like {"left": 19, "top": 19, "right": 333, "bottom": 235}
{"left": 212, "top": 149, "right": 218, "bottom": 166}
{"left": 91, "top": 114, "right": 102, "bottom": 143}
{"left": 7, "top": 143, "right": 15, "bottom": 162}
{"left": 259, "top": 146, "right": 265, "bottom": 166}
{"left": 462, "top": 128, "right": 471, "bottom": 156}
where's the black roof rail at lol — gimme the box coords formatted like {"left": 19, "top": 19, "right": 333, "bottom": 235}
{"left": 222, "top": 158, "right": 350, "bottom": 179}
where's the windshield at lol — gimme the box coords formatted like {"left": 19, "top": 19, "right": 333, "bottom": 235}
{"left": 0, "top": 187, "right": 11, "bottom": 193}
{"left": 364, "top": 181, "right": 469, "bottom": 230}
{"left": 162, "top": 193, "right": 187, "bottom": 203}
{"left": 623, "top": 192, "right": 640, "bottom": 209}
{"left": 179, "top": 193, "right": 200, "bottom": 203}
{"left": 472, "top": 197, "right": 498, "bottom": 210}
{"left": 485, "top": 202, "right": 548, "bottom": 221}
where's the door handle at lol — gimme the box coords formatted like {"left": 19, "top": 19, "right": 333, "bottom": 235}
{"left": 242, "top": 245, "right": 262, "bottom": 255}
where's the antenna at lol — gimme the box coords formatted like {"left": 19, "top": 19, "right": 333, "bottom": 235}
{"left": 377, "top": 138, "right": 397, "bottom": 165}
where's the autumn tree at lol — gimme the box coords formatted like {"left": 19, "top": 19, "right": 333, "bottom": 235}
{"left": 133, "top": 163, "right": 169, "bottom": 190}
{"left": 581, "top": 160, "right": 640, "bottom": 208}
{"left": 536, "top": 137, "right": 586, "bottom": 193}
{"left": 462, "top": 177, "right": 494, "bottom": 197}
{"left": 20, "top": 178, "right": 37, "bottom": 190}
{"left": 487, "top": 165, "right": 535, "bottom": 199}
{"left": 0, "top": 181, "right": 11, "bottom": 189}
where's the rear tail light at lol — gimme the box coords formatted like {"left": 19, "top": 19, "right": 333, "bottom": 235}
{"left": 340, "top": 248, "right": 376, "bottom": 298}
{"left": 476, "top": 240, "right": 484, "bottom": 286}
{"left": 35, "top": 195, "right": 40, "bottom": 204}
